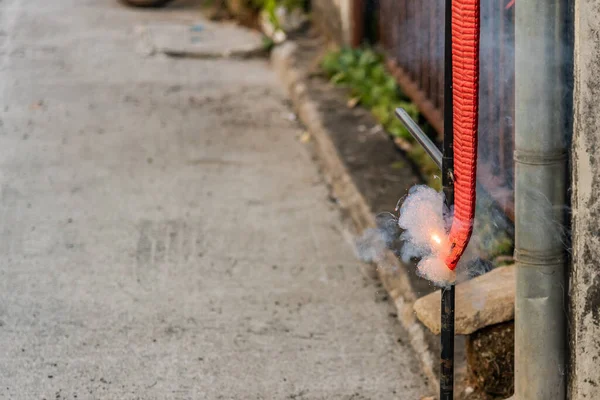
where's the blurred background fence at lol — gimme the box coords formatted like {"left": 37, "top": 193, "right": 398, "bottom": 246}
{"left": 351, "top": 0, "right": 515, "bottom": 219}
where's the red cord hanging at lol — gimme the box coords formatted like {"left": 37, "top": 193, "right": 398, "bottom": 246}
{"left": 445, "top": 0, "right": 480, "bottom": 270}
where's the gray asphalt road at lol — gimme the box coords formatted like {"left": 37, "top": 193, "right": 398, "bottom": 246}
{"left": 0, "top": 1, "right": 427, "bottom": 398}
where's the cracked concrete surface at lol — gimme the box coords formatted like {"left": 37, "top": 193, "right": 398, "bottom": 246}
{"left": 571, "top": 1, "right": 600, "bottom": 399}
{"left": 0, "top": 0, "right": 428, "bottom": 398}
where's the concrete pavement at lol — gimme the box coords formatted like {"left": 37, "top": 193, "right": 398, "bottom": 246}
{"left": 0, "top": 0, "right": 427, "bottom": 398}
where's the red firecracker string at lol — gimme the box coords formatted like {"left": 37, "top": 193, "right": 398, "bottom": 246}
{"left": 445, "top": 0, "right": 480, "bottom": 270}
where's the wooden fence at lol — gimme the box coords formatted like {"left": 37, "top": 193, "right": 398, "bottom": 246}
{"left": 372, "top": 0, "right": 516, "bottom": 219}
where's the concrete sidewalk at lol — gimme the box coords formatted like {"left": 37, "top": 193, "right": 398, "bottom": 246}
{"left": 0, "top": 0, "right": 427, "bottom": 398}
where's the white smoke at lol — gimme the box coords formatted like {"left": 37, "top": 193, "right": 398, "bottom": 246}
{"left": 355, "top": 184, "right": 501, "bottom": 288}
{"left": 397, "top": 185, "right": 456, "bottom": 287}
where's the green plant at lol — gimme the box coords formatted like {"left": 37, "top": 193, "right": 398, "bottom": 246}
{"left": 251, "top": 0, "right": 304, "bottom": 30}
{"left": 321, "top": 48, "right": 420, "bottom": 140}
{"left": 321, "top": 47, "right": 440, "bottom": 188}
{"left": 262, "top": 35, "right": 276, "bottom": 51}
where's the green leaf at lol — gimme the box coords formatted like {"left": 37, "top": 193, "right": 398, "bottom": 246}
{"left": 369, "top": 65, "right": 387, "bottom": 83}
{"left": 371, "top": 104, "right": 392, "bottom": 125}
{"left": 358, "top": 49, "right": 378, "bottom": 68}
{"left": 365, "top": 86, "right": 385, "bottom": 108}
{"left": 384, "top": 76, "right": 397, "bottom": 92}
{"left": 338, "top": 50, "right": 357, "bottom": 69}
{"left": 330, "top": 72, "right": 347, "bottom": 84}
{"left": 321, "top": 52, "right": 342, "bottom": 76}
{"left": 387, "top": 119, "right": 410, "bottom": 138}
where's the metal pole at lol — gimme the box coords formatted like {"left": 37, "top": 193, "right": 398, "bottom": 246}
{"left": 514, "top": 0, "right": 569, "bottom": 398}
{"left": 394, "top": 108, "right": 442, "bottom": 169}
{"left": 394, "top": 3, "right": 455, "bottom": 396}
{"left": 440, "top": 0, "right": 455, "bottom": 398}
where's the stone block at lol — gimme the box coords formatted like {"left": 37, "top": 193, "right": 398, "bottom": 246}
{"left": 413, "top": 265, "right": 515, "bottom": 335}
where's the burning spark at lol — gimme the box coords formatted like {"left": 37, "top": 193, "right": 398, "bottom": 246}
{"left": 396, "top": 185, "right": 456, "bottom": 286}
{"left": 505, "top": 0, "right": 515, "bottom": 10}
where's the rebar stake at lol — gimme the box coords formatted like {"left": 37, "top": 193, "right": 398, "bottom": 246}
{"left": 440, "top": 0, "right": 455, "bottom": 398}
{"left": 394, "top": 1, "right": 456, "bottom": 396}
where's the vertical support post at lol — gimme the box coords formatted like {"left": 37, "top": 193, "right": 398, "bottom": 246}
{"left": 351, "top": 0, "right": 365, "bottom": 47}
{"left": 514, "top": 0, "right": 570, "bottom": 398}
{"left": 440, "top": 0, "right": 455, "bottom": 399}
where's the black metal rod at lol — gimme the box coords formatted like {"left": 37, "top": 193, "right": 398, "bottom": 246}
{"left": 442, "top": 6, "right": 454, "bottom": 206}
{"left": 440, "top": 0, "right": 455, "bottom": 398}
{"left": 394, "top": 108, "right": 442, "bottom": 169}
{"left": 440, "top": 286, "right": 455, "bottom": 400}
